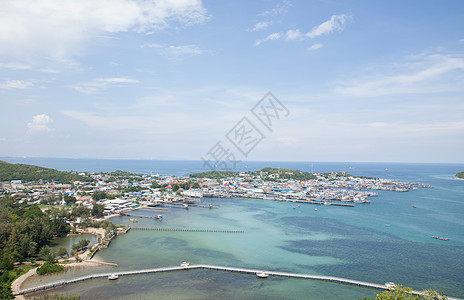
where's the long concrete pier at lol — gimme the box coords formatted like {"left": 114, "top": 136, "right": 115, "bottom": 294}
{"left": 129, "top": 227, "right": 245, "bottom": 233}
{"left": 14, "top": 264, "right": 459, "bottom": 298}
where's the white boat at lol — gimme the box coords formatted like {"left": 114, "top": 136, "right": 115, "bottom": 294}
{"left": 108, "top": 274, "right": 118, "bottom": 280}
{"left": 180, "top": 262, "right": 190, "bottom": 268}
{"left": 385, "top": 282, "right": 396, "bottom": 289}
{"left": 256, "top": 272, "right": 269, "bottom": 278}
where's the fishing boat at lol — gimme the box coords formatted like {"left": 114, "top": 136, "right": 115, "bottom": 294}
{"left": 432, "top": 236, "right": 439, "bottom": 239}
{"left": 108, "top": 274, "right": 118, "bottom": 280}
{"left": 256, "top": 272, "right": 269, "bottom": 278}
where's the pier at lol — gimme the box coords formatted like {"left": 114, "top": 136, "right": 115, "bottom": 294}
{"left": 14, "top": 264, "right": 458, "bottom": 299}
{"left": 129, "top": 227, "right": 244, "bottom": 233}
{"left": 121, "top": 213, "right": 162, "bottom": 219}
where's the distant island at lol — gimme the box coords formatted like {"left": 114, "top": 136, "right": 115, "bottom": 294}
{"left": 456, "top": 171, "right": 464, "bottom": 179}
{"left": 190, "top": 167, "right": 375, "bottom": 181}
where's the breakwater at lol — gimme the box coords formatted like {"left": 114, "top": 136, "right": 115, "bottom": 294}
{"left": 129, "top": 227, "right": 244, "bottom": 233}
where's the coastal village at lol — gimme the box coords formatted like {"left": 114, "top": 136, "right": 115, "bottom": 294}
{"left": 0, "top": 167, "right": 432, "bottom": 216}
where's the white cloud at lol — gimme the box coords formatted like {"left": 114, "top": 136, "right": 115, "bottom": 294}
{"left": 285, "top": 29, "right": 303, "bottom": 41}
{"left": 27, "top": 114, "right": 54, "bottom": 134}
{"left": 142, "top": 43, "right": 206, "bottom": 59}
{"left": 258, "top": 0, "right": 292, "bottom": 17}
{"left": 336, "top": 54, "right": 464, "bottom": 97}
{"left": 255, "top": 33, "right": 281, "bottom": 46}
{"left": 306, "top": 14, "right": 350, "bottom": 39}
{"left": 255, "top": 14, "right": 350, "bottom": 46}
{"left": 0, "top": 62, "right": 32, "bottom": 70}
{"left": 308, "top": 43, "right": 323, "bottom": 51}
{"left": 95, "top": 77, "right": 139, "bottom": 84}
{"left": 0, "top": 0, "right": 208, "bottom": 61}
{"left": 168, "top": 45, "right": 205, "bottom": 56}
{"left": 0, "top": 80, "right": 33, "bottom": 89}
{"left": 248, "top": 21, "right": 273, "bottom": 32}
{"left": 141, "top": 43, "right": 163, "bottom": 49}
{"left": 70, "top": 77, "right": 139, "bottom": 94}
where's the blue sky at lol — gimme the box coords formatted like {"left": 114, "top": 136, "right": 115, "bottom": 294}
{"left": 1, "top": 0, "right": 463, "bottom": 163}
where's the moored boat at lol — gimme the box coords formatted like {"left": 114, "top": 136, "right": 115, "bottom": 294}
{"left": 256, "top": 272, "right": 269, "bottom": 278}
{"left": 108, "top": 274, "right": 118, "bottom": 280}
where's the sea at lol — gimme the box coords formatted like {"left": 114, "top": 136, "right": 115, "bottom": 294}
{"left": 2, "top": 158, "right": 464, "bottom": 300}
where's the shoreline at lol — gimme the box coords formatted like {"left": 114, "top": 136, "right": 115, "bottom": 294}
{"left": 11, "top": 260, "right": 115, "bottom": 299}
{"left": 11, "top": 226, "right": 118, "bottom": 298}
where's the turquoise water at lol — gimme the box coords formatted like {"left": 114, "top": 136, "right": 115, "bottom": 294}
{"left": 49, "top": 233, "right": 98, "bottom": 255}
{"left": 14, "top": 160, "right": 464, "bottom": 299}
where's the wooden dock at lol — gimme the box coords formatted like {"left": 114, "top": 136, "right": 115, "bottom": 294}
{"left": 129, "top": 227, "right": 244, "bottom": 233}
{"left": 14, "top": 264, "right": 460, "bottom": 298}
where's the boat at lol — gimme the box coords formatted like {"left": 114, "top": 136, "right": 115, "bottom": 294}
{"left": 155, "top": 215, "right": 163, "bottom": 219}
{"left": 108, "top": 274, "right": 118, "bottom": 280}
{"left": 412, "top": 205, "right": 417, "bottom": 208}
{"left": 314, "top": 208, "right": 317, "bottom": 211}
{"left": 385, "top": 224, "right": 391, "bottom": 227}
{"left": 439, "top": 237, "right": 449, "bottom": 241}
{"left": 256, "top": 272, "right": 269, "bottom": 278}
{"left": 385, "top": 282, "right": 396, "bottom": 289}
{"left": 180, "top": 262, "right": 190, "bottom": 268}
{"left": 432, "top": 236, "right": 439, "bottom": 239}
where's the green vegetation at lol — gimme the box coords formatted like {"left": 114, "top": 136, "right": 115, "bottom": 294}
{"left": 91, "top": 190, "right": 108, "bottom": 200}
{"left": 71, "top": 239, "right": 90, "bottom": 253}
{"left": 37, "top": 262, "right": 65, "bottom": 275}
{"left": 456, "top": 171, "right": 464, "bottom": 179}
{"left": 190, "top": 171, "right": 239, "bottom": 179}
{"left": 0, "top": 198, "right": 70, "bottom": 268}
{"left": 0, "top": 160, "right": 88, "bottom": 184}
{"left": 0, "top": 265, "right": 34, "bottom": 299}
{"left": 361, "top": 285, "right": 447, "bottom": 300}
{"left": 249, "top": 167, "right": 316, "bottom": 180}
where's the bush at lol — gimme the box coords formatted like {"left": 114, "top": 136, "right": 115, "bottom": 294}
{"left": 37, "top": 262, "right": 64, "bottom": 275}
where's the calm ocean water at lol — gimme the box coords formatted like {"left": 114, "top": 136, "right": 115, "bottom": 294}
{"left": 5, "top": 158, "right": 463, "bottom": 299}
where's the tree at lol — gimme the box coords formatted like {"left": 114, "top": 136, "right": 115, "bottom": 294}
{"left": 39, "top": 246, "right": 55, "bottom": 262}
{"left": 71, "top": 206, "right": 90, "bottom": 218}
{"left": 55, "top": 247, "right": 68, "bottom": 259}
{"left": 91, "top": 203, "right": 104, "bottom": 218}
{"left": 421, "top": 289, "right": 447, "bottom": 300}
{"left": 362, "top": 285, "right": 447, "bottom": 300}
{"left": 72, "top": 239, "right": 90, "bottom": 252}
{"left": 92, "top": 191, "right": 107, "bottom": 201}
{"left": 64, "top": 194, "right": 77, "bottom": 206}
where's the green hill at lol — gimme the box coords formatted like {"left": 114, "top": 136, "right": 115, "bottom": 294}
{"left": 456, "top": 171, "right": 464, "bottom": 179}
{"left": 190, "top": 170, "right": 238, "bottom": 179}
{"left": 248, "top": 167, "right": 317, "bottom": 180}
{"left": 0, "top": 160, "right": 89, "bottom": 183}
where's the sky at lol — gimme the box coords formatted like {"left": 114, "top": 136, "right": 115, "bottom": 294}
{"left": 1, "top": 0, "right": 464, "bottom": 164}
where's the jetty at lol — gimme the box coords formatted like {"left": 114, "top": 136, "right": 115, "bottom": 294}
{"left": 13, "top": 264, "right": 459, "bottom": 299}
{"left": 129, "top": 227, "right": 244, "bottom": 233}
